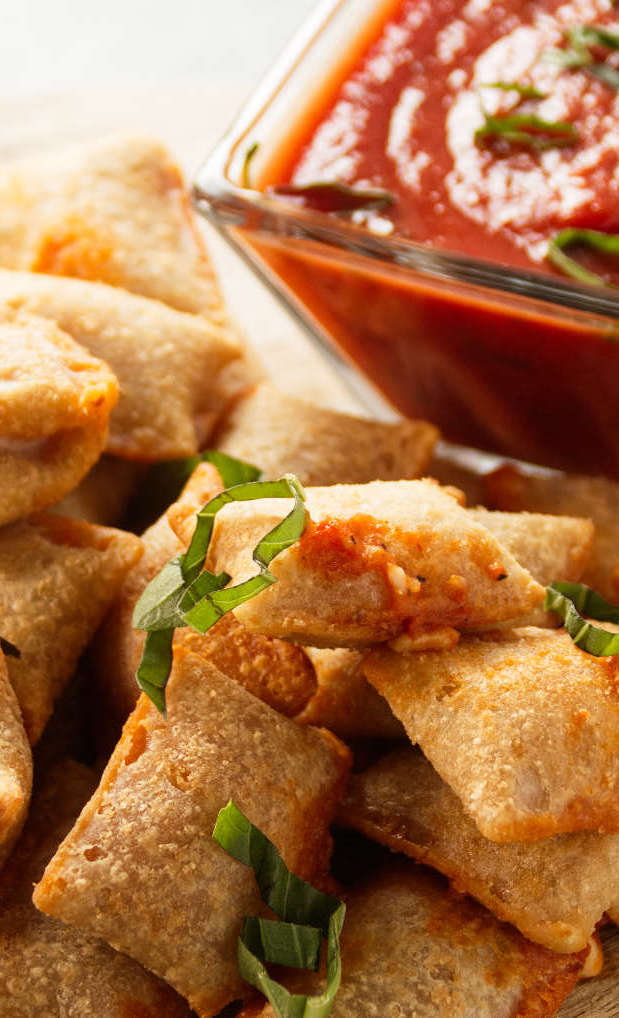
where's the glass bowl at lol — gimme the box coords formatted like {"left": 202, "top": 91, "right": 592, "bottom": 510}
{"left": 193, "top": 0, "right": 619, "bottom": 478}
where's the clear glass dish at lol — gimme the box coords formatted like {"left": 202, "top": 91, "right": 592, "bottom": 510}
{"left": 193, "top": 0, "right": 619, "bottom": 478}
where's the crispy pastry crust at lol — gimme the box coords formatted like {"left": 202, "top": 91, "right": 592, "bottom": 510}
{"left": 340, "top": 746, "right": 619, "bottom": 952}
{"left": 238, "top": 861, "right": 586, "bottom": 1018}
{"left": 0, "top": 759, "right": 193, "bottom": 1017}
{"left": 215, "top": 382, "right": 438, "bottom": 484}
{"left": 0, "top": 311, "right": 118, "bottom": 526}
{"left": 0, "top": 513, "right": 142, "bottom": 743}
{"left": 0, "top": 652, "right": 31, "bottom": 873}
{"left": 0, "top": 270, "right": 245, "bottom": 459}
{"left": 34, "top": 653, "right": 351, "bottom": 1016}
{"left": 364, "top": 628, "right": 619, "bottom": 842}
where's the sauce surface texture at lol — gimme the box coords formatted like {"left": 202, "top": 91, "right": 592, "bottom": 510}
{"left": 286, "top": 0, "right": 619, "bottom": 277}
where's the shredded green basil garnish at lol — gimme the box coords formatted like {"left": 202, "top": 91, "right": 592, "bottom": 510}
{"left": 545, "top": 582, "right": 619, "bottom": 655}
{"left": 481, "top": 81, "right": 547, "bottom": 99}
{"left": 545, "top": 24, "right": 619, "bottom": 90}
{"left": 547, "top": 228, "right": 619, "bottom": 287}
{"left": 213, "top": 801, "right": 345, "bottom": 1018}
{"left": 271, "top": 181, "right": 394, "bottom": 213}
{"left": 133, "top": 473, "right": 306, "bottom": 714}
{"left": 242, "top": 143, "right": 259, "bottom": 189}
{"left": 475, "top": 112, "right": 578, "bottom": 150}
{"left": 0, "top": 636, "right": 20, "bottom": 659}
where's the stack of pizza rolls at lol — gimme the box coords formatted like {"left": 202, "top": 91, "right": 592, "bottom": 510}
{"left": 0, "top": 135, "right": 617, "bottom": 1018}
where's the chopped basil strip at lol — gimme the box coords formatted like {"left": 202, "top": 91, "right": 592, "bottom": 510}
{"left": 133, "top": 474, "right": 306, "bottom": 714}
{"left": 271, "top": 181, "right": 394, "bottom": 213}
{"left": 135, "top": 629, "right": 174, "bottom": 716}
{"left": 131, "top": 451, "right": 261, "bottom": 532}
{"left": 213, "top": 801, "right": 345, "bottom": 1018}
{"left": 547, "top": 228, "right": 619, "bottom": 287}
{"left": 0, "top": 636, "right": 20, "bottom": 659}
{"left": 241, "top": 916, "right": 322, "bottom": 971}
{"left": 545, "top": 25, "right": 619, "bottom": 90}
{"left": 545, "top": 582, "right": 619, "bottom": 656}
{"left": 481, "top": 81, "right": 547, "bottom": 98}
{"left": 242, "top": 142, "right": 259, "bottom": 189}
{"left": 475, "top": 113, "right": 578, "bottom": 150}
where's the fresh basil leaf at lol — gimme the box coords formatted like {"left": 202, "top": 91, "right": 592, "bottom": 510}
{"left": 134, "top": 474, "right": 307, "bottom": 713}
{"left": 0, "top": 636, "right": 20, "bottom": 659}
{"left": 547, "top": 228, "right": 619, "bottom": 287}
{"left": 242, "top": 143, "right": 259, "bottom": 189}
{"left": 241, "top": 916, "right": 322, "bottom": 971}
{"left": 475, "top": 113, "right": 578, "bottom": 149}
{"left": 213, "top": 801, "right": 345, "bottom": 1018}
{"left": 130, "top": 451, "right": 260, "bottom": 533}
{"left": 480, "top": 81, "right": 547, "bottom": 98}
{"left": 271, "top": 181, "right": 394, "bottom": 213}
{"left": 200, "top": 451, "right": 262, "bottom": 488}
{"left": 545, "top": 582, "right": 619, "bottom": 655}
{"left": 136, "top": 629, "right": 174, "bottom": 716}
{"left": 132, "top": 556, "right": 188, "bottom": 631}
{"left": 213, "top": 801, "right": 342, "bottom": 933}
{"left": 587, "top": 61, "right": 619, "bottom": 89}
{"left": 182, "top": 476, "right": 304, "bottom": 583}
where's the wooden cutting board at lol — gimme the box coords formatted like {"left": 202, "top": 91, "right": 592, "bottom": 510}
{"left": 1, "top": 83, "right": 617, "bottom": 1018}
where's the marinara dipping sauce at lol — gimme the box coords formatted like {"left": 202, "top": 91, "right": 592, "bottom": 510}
{"left": 249, "top": 0, "right": 619, "bottom": 475}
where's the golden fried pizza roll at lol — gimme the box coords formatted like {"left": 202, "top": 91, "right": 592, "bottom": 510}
{"left": 486, "top": 464, "right": 619, "bottom": 604}
{"left": 294, "top": 648, "right": 404, "bottom": 740}
{"left": 364, "top": 628, "right": 619, "bottom": 842}
{"left": 195, "top": 480, "right": 543, "bottom": 647}
{"left": 215, "top": 383, "right": 438, "bottom": 484}
{"left": 0, "top": 649, "right": 31, "bottom": 872}
{"left": 0, "top": 311, "right": 117, "bottom": 526}
{"left": 34, "top": 652, "right": 351, "bottom": 1016}
{"left": 0, "top": 270, "right": 245, "bottom": 459}
{"left": 239, "top": 861, "right": 586, "bottom": 1018}
{"left": 0, "top": 758, "right": 194, "bottom": 1018}
{"left": 468, "top": 509, "right": 593, "bottom": 589}
{"left": 0, "top": 513, "right": 142, "bottom": 743}
{"left": 91, "top": 463, "right": 316, "bottom": 747}
{"left": 340, "top": 746, "right": 619, "bottom": 953}
{"left": 0, "top": 135, "right": 224, "bottom": 317}
{"left": 52, "top": 456, "right": 143, "bottom": 525}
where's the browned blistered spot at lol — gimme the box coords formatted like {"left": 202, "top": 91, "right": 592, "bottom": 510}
{"left": 604, "top": 657, "right": 619, "bottom": 698}
{"left": 487, "top": 560, "right": 507, "bottom": 581}
{"left": 445, "top": 574, "right": 467, "bottom": 602}
{"left": 572, "top": 708, "right": 590, "bottom": 731}
{"left": 31, "top": 217, "right": 114, "bottom": 280}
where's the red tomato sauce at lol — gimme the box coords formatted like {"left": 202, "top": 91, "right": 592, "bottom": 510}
{"left": 283, "top": 0, "right": 619, "bottom": 280}
{"left": 247, "top": 0, "right": 619, "bottom": 475}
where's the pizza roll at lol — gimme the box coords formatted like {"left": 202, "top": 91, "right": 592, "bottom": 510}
{"left": 239, "top": 861, "right": 586, "bottom": 1018}
{"left": 52, "top": 456, "right": 144, "bottom": 525}
{"left": 339, "top": 746, "right": 619, "bottom": 953}
{"left": 91, "top": 463, "right": 317, "bottom": 748}
{"left": 215, "top": 383, "right": 438, "bottom": 484}
{"left": 0, "top": 270, "right": 246, "bottom": 459}
{"left": 0, "top": 311, "right": 118, "bottom": 527}
{"left": 0, "top": 513, "right": 142, "bottom": 743}
{"left": 0, "top": 135, "right": 224, "bottom": 317}
{"left": 294, "top": 648, "right": 404, "bottom": 740}
{"left": 0, "top": 758, "right": 194, "bottom": 1017}
{"left": 34, "top": 652, "right": 351, "bottom": 1016}
{"left": 0, "top": 649, "right": 31, "bottom": 872}
{"left": 192, "top": 479, "right": 543, "bottom": 647}
{"left": 364, "top": 628, "right": 619, "bottom": 842}
{"left": 486, "top": 464, "right": 619, "bottom": 603}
